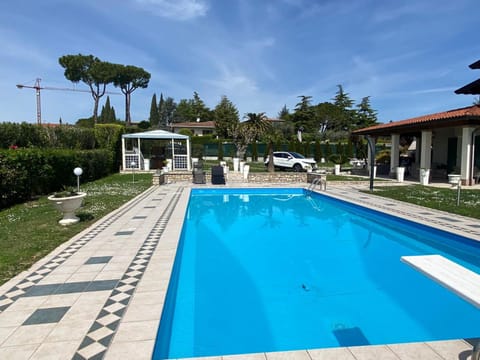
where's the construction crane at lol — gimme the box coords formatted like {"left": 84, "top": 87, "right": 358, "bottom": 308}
{"left": 16, "top": 78, "right": 119, "bottom": 125}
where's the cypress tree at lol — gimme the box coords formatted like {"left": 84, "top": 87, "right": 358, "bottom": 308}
{"left": 99, "top": 96, "right": 116, "bottom": 123}
{"left": 99, "top": 104, "right": 107, "bottom": 123}
{"left": 111, "top": 106, "right": 117, "bottom": 122}
{"left": 149, "top": 93, "right": 160, "bottom": 127}
{"left": 218, "top": 141, "right": 224, "bottom": 161}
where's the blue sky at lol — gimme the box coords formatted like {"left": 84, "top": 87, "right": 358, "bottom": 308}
{"left": 1, "top": 0, "right": 479, "bottom": 125}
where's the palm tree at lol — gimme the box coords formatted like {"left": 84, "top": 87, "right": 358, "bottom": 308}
{"left": 243, "top": 112, "right": 271, "bottom": 135}
{"left": 262, "top": 128, "right": 283, "bottom": 173}
{"left": 243, "top": 112, "right": 272, "bottom": 165}
{"left": 230, "top": 112, "right": 272, "bottom": 160}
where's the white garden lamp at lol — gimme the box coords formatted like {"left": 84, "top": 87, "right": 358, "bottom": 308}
{"left": 131, "top": 161, "right": 136, "bottom": 183}
{"left": 73, "top": 167, "right": 83, "bottom": 192}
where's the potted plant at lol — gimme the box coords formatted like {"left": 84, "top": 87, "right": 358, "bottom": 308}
{"left": 48, "top": 188, "right": 86, "bottom": 226}
{"left": 329, "top": 154, "right": 343, "bottom": 175}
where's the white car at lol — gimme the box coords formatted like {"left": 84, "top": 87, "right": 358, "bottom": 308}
{"left": 264, "top": 151, "right": 317, "bottom": 172}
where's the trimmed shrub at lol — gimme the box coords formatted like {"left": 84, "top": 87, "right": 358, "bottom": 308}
{"left": 218, "top": 142, "right": 224, "bottom": 161}
{"left": 314, "top": 140, "right": 323, "bottom": 162}
{"left": 0, "top": 123, "right": 98, "bottom": 149}
{"left": 0, "top": 148, "right": 113, "bottom": 209}
{"left": 251, "top": 142, "right": 258, "bottom": 161}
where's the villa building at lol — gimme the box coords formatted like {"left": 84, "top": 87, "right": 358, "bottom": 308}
{"left": 354, "top": 59, "right": 480, "bottom": 186}
{"left": 353, "top": 105, "right": 480, "bottom": 185}
{"left": 171, "top": 120, "right": 216, "bottom": 136}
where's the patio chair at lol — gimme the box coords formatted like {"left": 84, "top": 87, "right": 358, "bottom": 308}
{"left": 211, "top": 165, "right": 226, "bottom": 185}
{"left": 192, "top": 161, "right": 206, "bottom": 184}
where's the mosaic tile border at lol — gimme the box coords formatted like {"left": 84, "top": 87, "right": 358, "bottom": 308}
{"left": 73, "top": 188, "right": 183, "bottom": 360}
{"left": 0, "top": 187, "right": 157, "bottom": 314}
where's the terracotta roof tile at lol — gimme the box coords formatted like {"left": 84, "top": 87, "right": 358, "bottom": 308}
{"left": 353, "top": 105, "right": 480, "bottom": 134}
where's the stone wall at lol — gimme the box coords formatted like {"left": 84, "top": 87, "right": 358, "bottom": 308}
{"left": 162, "top": 171, "right": 308, "bottom": 184}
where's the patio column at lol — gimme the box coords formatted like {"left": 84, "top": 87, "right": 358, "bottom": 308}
{"left": 419, "top": 130, "right": 432, "bottom": 184}
{"left": 461, "top": 127, "right": 475, "bottom": 185}
{"left": 121, "top": 137, "right": 126, "bottom": 171}
{"left": 367, "top": 136, "right": 376, "bottom": 177}
{"left": 137, "top": 138, "right": 141, "bottom": 170}
{"left": 171, "top": 140, "right": 175, "bottom": 170}
{"left": 390, "top": 133, "right": 400, "bottom": 176}
{"left": 186, "top": 137, "right": 191, "bottom": 171}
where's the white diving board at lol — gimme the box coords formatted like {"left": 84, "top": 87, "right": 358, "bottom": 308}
{"left": 401, "top": 254, "right": 480, "bottom": 309}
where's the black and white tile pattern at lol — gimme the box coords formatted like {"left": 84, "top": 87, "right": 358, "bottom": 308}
{"left": 73, "top": 189, "right": 182, "bottom": 360}
{"left": 0, "top": 187, "right": 156, "bottom": 314}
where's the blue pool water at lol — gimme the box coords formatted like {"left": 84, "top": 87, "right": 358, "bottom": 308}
{"left": 153, "top": 188, "right": 480, "bottom": 359}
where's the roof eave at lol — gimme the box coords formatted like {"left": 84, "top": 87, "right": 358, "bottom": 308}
{"left": 353, "top": 116, "right": 480, "bottom": 137}
{"left": 469, "top": 60, "right": 480, "bottom": 69}
{"left": 455, "top": 79, "right": 480, "bottom": 95}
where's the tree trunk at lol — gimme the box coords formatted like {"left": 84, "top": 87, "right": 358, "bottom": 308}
{"left": 267, "top": 142, "right": 275, "bottom": 173}
{"left": 236, "top": 144, "right": 247, "bottom": 160}
{"left": 92, "top": 95, "right": 99, "bottom": 124}
{"left": 125, "top": 92, "right": 131, "bottom": 125}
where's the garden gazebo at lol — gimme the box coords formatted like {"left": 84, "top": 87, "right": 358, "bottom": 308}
{"left": 121, "top": 130, "right": 191, "bottom": 171}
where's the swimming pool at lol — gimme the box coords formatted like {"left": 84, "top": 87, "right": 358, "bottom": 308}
{"left": 153, "top": 188, "right": 480, "bottom": 359}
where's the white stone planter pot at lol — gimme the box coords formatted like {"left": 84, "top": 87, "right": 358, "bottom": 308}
{"left": 233, "top": 158, "right": 240, "bottom": 172}
{"left": 243, "top": 164, "right": 250, "bottom": 180}
{"left": 166, "top": 159, "right": 172, "bottom": 171}
{"left": 420, "top": 168, "right": 430, "bottom": 185}
{"left": 448, "top": 174, "right": 461, "bottom": 187}
{"left": 334, "top": 164, "right": 341, "bottom": 175}
{"left": 396, "top": 166, "right": 405, "bottom": 182}
{"left": 48, "top": 192, "right": 86, "bottom": 226}
{"left": 239, "top": 161, "right": 245, "bottom": 174}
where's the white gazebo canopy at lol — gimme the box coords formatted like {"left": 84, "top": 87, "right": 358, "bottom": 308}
{"left": 121, "top": 130, "right": 191, "bottom": 171}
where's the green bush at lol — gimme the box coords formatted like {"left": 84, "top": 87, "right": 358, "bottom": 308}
{"left": 376, "top": 149, "right": 391, "bottom": 164}
{"left": 218, "top": 142, "right": 224, "bottom": 161}
{"left": 94, "top": 124, "right": 124, "bottom": 169}
{"left": 0, "top": 122, "right": 98, "bottom": 149}
{"left": 314, "top": 140, "right": 323, "bottom": 162}
{"left": 251, "top": 142, "right": 258, "bottom": 161}
{"left": 0, "top": 148, "right": 114, "bottom": 209}
{"left": 329, "top": 153, "right": 344, "bottom": 164}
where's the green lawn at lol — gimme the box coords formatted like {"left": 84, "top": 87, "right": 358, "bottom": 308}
{"left": 369, "top": 185, "right": 480, "bottom": 219}
{"left": 2, "top": 172, "right": 478, "bottom": 287}
{"left": 0, "top": 173, "right": 152, "bottom": 285}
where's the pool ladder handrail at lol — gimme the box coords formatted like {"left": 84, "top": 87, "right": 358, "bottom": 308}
{"left": 307, "top": 175, "right": 327, "bottom": 194}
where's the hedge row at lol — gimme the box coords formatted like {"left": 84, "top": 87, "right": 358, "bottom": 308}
{"left": 195, "top": 138, "right": 367, "bottom": 162}
{"left": 0, "top": 148, "right": 114, "bottom": 209}
{"left": 0, "top": 122, "right": 124, "bottom": 151}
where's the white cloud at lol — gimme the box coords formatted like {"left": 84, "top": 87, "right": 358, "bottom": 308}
{"left": 133, "top": 0, "right": 208, "bottom": 20}
{"left": 0, "top": 29, "right": 54, "bottom": 70}
{"left": 205, "top": 65, "right": 259, "bottom": 95}
{"left": 246, "top": 37, "right": 276, "bottom": 50}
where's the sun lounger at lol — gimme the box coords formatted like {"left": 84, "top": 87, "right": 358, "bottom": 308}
{"left": 211, "top": 165, "right": 226, "bottom": 185}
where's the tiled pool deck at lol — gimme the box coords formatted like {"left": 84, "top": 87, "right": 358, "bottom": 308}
{"left": 0, "top": 181, "right": 479, "bottom": 359}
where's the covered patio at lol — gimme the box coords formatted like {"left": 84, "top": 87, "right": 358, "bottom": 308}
{"left": 121, "top": 130, "right": 191, "bottom": 172}
{"left": 353, "top": 105, "right": 480, "bottom": 186}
